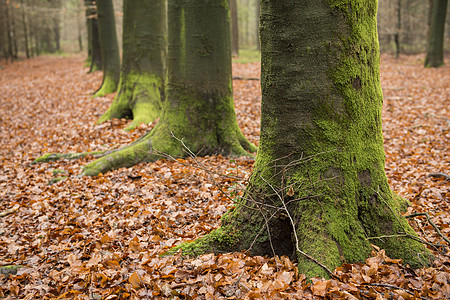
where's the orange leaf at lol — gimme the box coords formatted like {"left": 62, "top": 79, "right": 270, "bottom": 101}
{"left": 129, "top": 271, "right": 142, "bottom": 289}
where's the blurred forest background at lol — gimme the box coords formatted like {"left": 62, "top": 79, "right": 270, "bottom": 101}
{"left": 0, "top": 0, "right": 449, "bottom": 62}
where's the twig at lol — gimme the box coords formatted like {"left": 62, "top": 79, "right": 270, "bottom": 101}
{"left": 260, "top": 176, "right": 336, "bottom": 278}
{"left": 405, "top": 212, "right": 450, "bottom": 246}
{"left": 429, "top": 173, "right": 450, "bottom": 181}
{"left": 366, "top": 233, "right": 445, "bottom": 252}
{"left": 0, "top": 205, "right": 19, "bottom": 217}
{"left": 232, "top": 76, "right": 260, "bottom": 81}
{"left": 363, "top": 283, "right": 430, "bottom": 300}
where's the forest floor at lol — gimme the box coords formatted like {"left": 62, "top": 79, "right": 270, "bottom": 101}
{"left": 0, "top": 54, "right": 449, "bottom": 299}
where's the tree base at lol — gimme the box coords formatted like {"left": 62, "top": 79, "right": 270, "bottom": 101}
{"left": 93, "top": 75, "right": 118, "bottom": 98}
{"left": 167, "top": 182, "right": 433, "bottom": 279}
{"left": 96, "top": 73, "right": 163, "bottom": 131}
{"left": 82, "top": 123, "right": 256, "bottom": 176}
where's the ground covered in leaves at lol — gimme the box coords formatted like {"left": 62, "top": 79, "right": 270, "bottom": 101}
{"left": 0, "top": 54, "right": 449, "bottom": 299}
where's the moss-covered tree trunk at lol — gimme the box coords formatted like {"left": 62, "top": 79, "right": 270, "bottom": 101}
{"left": 82, "top": 0, "right": 256, "bottom": 176}
{"left": 94, "top": 0, "right": 120, "bottom": 97}
{"left": 96, "top": 0, "right": 166, "bottom": 131}
{"left": 176, "top": 0, "right": 432, "bottom": 279}
{"left": 85, "top": 0, "right": 102, "bottom": 72}
{"left": 425, "top": 0, "right": 448, "bottom": 67}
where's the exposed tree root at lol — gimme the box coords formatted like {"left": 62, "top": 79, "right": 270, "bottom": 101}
{"left": 82, "top": 127, "right": 256, "bottom": 176}
{"left": 33, "top": 151, "right": 105, "bottom": 164}
{"left": 95, "top": 74, "right": 163, "bottom": 131}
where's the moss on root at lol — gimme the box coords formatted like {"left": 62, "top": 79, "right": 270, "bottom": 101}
{"left": 96, "top": 72, "right": 164, "bottom": 131}
{"left": 93, "top": 74, "right": 118, "bottom": 98}
{"left": 33, "top": 151, "right": 104, "bottom": 164}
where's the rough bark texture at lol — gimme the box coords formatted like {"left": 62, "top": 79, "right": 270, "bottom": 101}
{"left": 82, "top": 0, "right": 255, "bottom": 176}
{"left": 94, "top": 0, "right": 120, "bottom": 97}
{"left": 96, "top": 0, "right": 166, "bottom": 131}
{"left": 85, "top": 0, "right": 102, "bottom": 72}
{"left": 231, "top": 0, "right": 239, "bottom": 56}
{"left": 425, "top": 0, "right": 448, "bottom": 67}
{"left": 174, "top": 0, "right": 432, "bottom": 279}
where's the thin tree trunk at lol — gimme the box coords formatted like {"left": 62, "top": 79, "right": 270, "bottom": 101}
{"left": 425, "top": 0, "right": 448, "bottom": 67}
{"left": 10, "top": 2, "right": 18, "bottom": 58}
{"left": 231, "top": 0, "right": 239, "bottom": 56}
{"left": 255, "top": 0, "right": 260, "bottom": 50}
{"left": 21, "top": 0, "right": 30, "bottom": 58}
{"left": 0, "top": 0, "right": 5, "bottom": 60}
{"left": 395, "top": 0, "right": 401, "bottom": 59}
{"left": 5, "top": 1, "right": 14, "bottom": 60}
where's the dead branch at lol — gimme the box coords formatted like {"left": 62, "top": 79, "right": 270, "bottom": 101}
{"left": 366, "top": 233, "right": 445, "bottom": 253}
{"left": 232, "top": 76, "right": 260, "bottom": 81}
{"left": 260, "top": 176, "right": 336, "bottom": 278}
{"left": 405, "top": 212, "right": 450, "bottom": 246}
{"left": 0, "top": 205, "right": 19, "bottom": 217}
{"left": 363, "top": 283, "right": 430, "bottom": 300}
{"left": 429, "top": 173, "right": 450, "bottom": 181}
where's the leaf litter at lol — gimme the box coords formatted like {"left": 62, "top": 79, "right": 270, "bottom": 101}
{"left": 0, "top": 54, "right": 448, "bottom": 299}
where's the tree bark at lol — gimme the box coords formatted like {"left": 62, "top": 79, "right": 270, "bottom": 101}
{"left": 425, "top": 0, "right": 448, "bottom": 67}
{"left": 84, "top": 0, "right": 102, "bottom": 71}
{"left": 20, "top": 0, "right": 30, "bottom": 59}
{"left": 174, "top": 0, "right": 432, "bottom": 279}
{"left": 96, "top": 0, "right": 166, "bottom": 131}
{"left": 255, "top": 0, "right": 260, "bottom": 50}
{"left": 231, "top": 0, "right": 239, "bottom": 56}
{"left": 0, "top": 0, "right": 5, "bottom": 59}
{"left": 94, "top": 0, "right": 120, "bottom": 97}
{"left": 82, "top": 0, "right": 256, "bottom": 176}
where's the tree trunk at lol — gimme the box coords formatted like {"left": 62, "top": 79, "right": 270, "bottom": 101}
{"left": 82, "top": 0, "right": 256, "bottom": 176}
{"left": 93, "top": 0, "right": 120, "bottom": 97}
{"left": 174, "top": 0, "right": 432, "bottom": 279}
{"left": 0, "top": 0, "right": 5, "bottom": 60}
{"left": 89, "top": 14, "right": 102, "bottom": 72}
{"left": 96, "top": 0, "right": 166, "bottom": 131}
{"left": 10, "top": 2, "right": 18, "bottom": 58}
{"left": 5, "top": 1, "right": 14, "bottom": 60}
{"left": 231, "top": 0, "right": 239, "bottom": 56}
{"left": 255, "top": 0, "right": 260, "bottom": 50}
{"left": 21, "top": 0, "right": 30, "bottom": 59}
{"left": 395, "top": 0, "right": 401, "bottom": 59}
{"left": 425, "top": 0, "right": 448, "bottom": 67}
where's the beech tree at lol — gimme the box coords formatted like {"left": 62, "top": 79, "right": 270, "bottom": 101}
{"left": 96, "top": 0, "right": 166, "bottom": 131}
{"left": 173, "top": 0, "right": 432, "bottom": 278}
{"left": 94, "top": 0, "right": 120, "bottom": 97}
{"left": 85, "top": 0, "right": 102, "bottom": 72}
{"left": 425, "top": 0, "right": 448, "bottom": 67}
{"left": 81, "top": 0, "right": 256, "bottom": 176}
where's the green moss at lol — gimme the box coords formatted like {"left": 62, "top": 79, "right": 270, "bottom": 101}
{"left": 93, "top": 74, "right": 118, "bottom": 98}
{"left": 34, "top": 151, "right": 104, "bottom": 164}
{"left": 168, "top": 224, "right": 240, "bottom": 257}
{"left": 0, "top": 265, "right": 23, "bottom": 276}
{"left": 96, "top": 72, "right": 163, "bottom": 130}
{"left": 51, "top": 169, "right": 67, "bottom": 176}
{"left": 47, "top": 176, "right": 68, "bottom": 185}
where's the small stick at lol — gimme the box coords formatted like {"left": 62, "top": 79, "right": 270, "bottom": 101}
{"left": 405, "top": 212, "right": 450, "bottom": 246}
{"left": 0, "top": 205, "right": 19, "bottom": 217}
{"left": 363, "top": 283, "right": 430, "bottom": 300}
{"left": 429, "top": 173, "right": 450, "bottom": 181}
